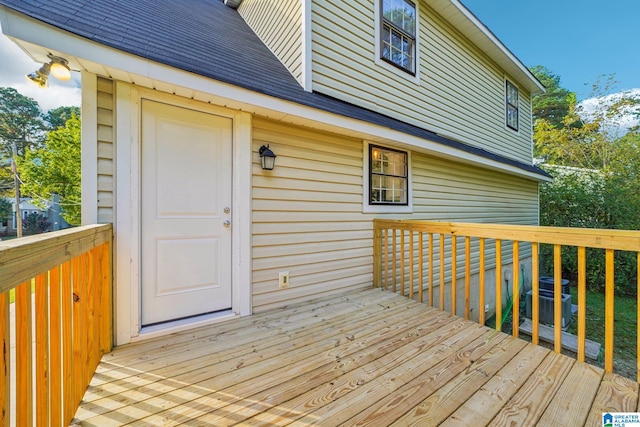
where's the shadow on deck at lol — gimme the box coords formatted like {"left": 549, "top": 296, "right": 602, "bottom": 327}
{"left": 73, "top": 288, "right": 639, "bottom": 426}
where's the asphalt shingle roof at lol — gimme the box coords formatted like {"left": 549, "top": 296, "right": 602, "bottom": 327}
{"left": 0, "top": 0, "right": 549, "bottom": 178}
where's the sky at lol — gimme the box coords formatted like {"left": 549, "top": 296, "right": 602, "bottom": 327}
{"left": 0, "top": 26, "right": 81, "bottom": 111}
{"left": 461, "top": 0, "right": 640, "bottom": 100}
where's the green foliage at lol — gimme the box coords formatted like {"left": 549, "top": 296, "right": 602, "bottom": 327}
{"left": 19, "top": 114, "right": 81, "bottom": 225}
{"left": 22, "top": 211, "right": 49, "bottom": 235}
{"left": 0, "top": 87, "right": 45, "bottom": 158}
{"left": 529, "top": 65, "right": 574, "bottom": 130}
{"left": 45, "top": 106, "right": 80, "bottom": 130}
{"left": 0, "top": 197, "right": 11, "bottom": 223}
{"left": 535, "top": 75, "right": 640, "bottom": 296}
{"left": 538, "top": 141, "right": 640, "bottom": 296}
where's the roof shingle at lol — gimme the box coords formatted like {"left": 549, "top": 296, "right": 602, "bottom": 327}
{"left": 0, "top": 0, "right": 549, "bottom": 178}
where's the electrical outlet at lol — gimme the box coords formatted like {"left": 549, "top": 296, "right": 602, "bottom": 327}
{"left": 485, "top": 304, "right": 490, "bottom": 313}
{"left": 279, "top": 271, "right": 290, "bottom": 288}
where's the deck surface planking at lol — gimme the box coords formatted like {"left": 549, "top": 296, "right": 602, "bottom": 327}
{"left": 73, "top": 288, "right": 640, "bottom": 426}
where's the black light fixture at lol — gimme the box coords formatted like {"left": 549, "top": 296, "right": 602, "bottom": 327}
{"left": 259, "top": 144, "right": 277, "bottom": 170}
{"left": 26, "top": 55, "right": 71, "bottom": 88}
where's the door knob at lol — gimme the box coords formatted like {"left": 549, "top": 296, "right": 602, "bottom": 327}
{"left": 223, "top": 220, "right": 231, "bottom": 228}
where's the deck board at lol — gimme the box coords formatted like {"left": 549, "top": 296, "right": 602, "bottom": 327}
{"left": 73, "top": 288, "right": 640, "bottom": 426}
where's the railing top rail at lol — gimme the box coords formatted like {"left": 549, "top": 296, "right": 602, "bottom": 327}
{"left": 373, "top": 219, "right": 640, "bottom": 252}
{"left": 0, "top": 223, "right": 112, "bottom": 293}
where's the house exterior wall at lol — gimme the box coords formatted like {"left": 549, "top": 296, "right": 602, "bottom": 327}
{"left": 237, "top": 0, "right": 304, "bottom": 85}
{"left": 311, "top": 0, "right": 534, "bottom": 164}
{"left": 251, "top": 117, "right": 538, "bottom": 312}
{"left": 97, "top": 77, "right": 115, "bottom": 224}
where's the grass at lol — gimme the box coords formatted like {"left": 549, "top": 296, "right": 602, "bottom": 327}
{"left": 566, "top": 286, "right": 637, "bottom": 380}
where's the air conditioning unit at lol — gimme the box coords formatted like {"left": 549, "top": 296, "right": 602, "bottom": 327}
{"left": 525, "top": 290, "right": 572, "bottom": 329}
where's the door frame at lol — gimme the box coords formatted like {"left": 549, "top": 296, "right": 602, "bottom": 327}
{"left": 115, "top": 83, "right": 252, "bottom": 345}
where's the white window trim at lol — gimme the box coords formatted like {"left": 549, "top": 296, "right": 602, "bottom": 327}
{"left": 374, "top": 0, "right": 420, "bottom": 84}
{"left": 505, "top": 78, "right": 520, "bottom": 133}
{"left": 363, "top": 141, "right": 413, "bottom": 214}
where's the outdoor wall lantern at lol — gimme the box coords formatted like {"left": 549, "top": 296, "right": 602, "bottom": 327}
{"left": 259, "top": 144, "right": 277, "bottom": 170}
{"left": 26, "top": 55, "right": 72, "bottom": 88}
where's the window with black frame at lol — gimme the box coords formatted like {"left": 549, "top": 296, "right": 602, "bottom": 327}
{"left": 370, "top": 145, "right": 408, "bottom": 205}
{"left": 381, "top": 0, "right": 416, "bottom": 74}
{"left": 506, "top": 80, "right": 519, "bottom": 131}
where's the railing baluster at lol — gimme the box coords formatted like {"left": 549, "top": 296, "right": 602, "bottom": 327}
{"left": 479, "top": 238, "right": 485, "bottom": 325}
{"left": 439, "top": 234, "right": 445, "bottom": 311}
{"left": 605, "top": 249, "right": 615, "bottom": 372}
{"left": 392, "top": 229, "right": 397, "bottom": 293}
{"left": 99, "top": 242, "right": 113, "bottom": 354}
{"left": 61, "top": 261, "right": 74, "bottom": 423}
{"left": 16, "top": 280, "right": 33, "bottom": 427}
{"left": 35, "top": 272, "right": 49, "bottom": 427}
{"left": 0, "top": 292, "right": 9, "bottom": 427}
{"left": 496, "top": 239, "right": 502, "bottom": 332}
{"left": 451, "top": 235, "right": 457, "bottom": 316}
{"left": 577, "top": 247, "right": 587, "bottom": 362}
{"left": 531, "top": 242, "right": 539, "bottom": 345}
{"left": 49, "top": 266, "right": 62, "bottom": 427}
{"left": 428, "top": 233, "right": 434, "bottom": 307}
{"left": 72, "top": 256, "right": 84, "bottom": 410}
{"left": 383, "top": 228, "right": 388, "bottom": 290}
{"left": 465, "top": 236, "right": 471, "bottom": 320}
{"left": 400, "top": 230, "right": 405, "bottom": 297}
{"left": 553, "top": 244, "right": 563, "bottom": 353}
{"left": 373, "top": 225, "right": 382, "bottom": 289}
{"left": 418, "top": 232, "right": 423, "bottom": 303}
{"left": 512, "top": 241, "right": 519, "bottom": 337}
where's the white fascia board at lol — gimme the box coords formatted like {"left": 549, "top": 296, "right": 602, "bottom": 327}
{"left": 0, "top": 6, "right": 549, "bottom": 183}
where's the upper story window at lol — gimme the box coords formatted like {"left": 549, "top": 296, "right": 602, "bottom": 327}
{"left": 381, "top": 0, "right": 416, "bottom": 74}
{"left": 506, "top": 80, "right": 519, "bottom": 131}
{"left": 370, "top": 145, "right": 408, "bottom": 205}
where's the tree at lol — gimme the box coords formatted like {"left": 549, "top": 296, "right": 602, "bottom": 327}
{"left": 0, "top": 197, "right": 11, "bottom": 228}
{"left": 0, "top": 87, "right": 46, "bottom": 236}
{"left": 45, "top": 106, "right": 80, "bottom": 130}
{"left": 19, "top": 113, "right": 81, "bottom": 225}
{"left": 529, "top": 65, "right": 574, "bottom": 129}
{"left": 0, "top": 87, "right": 45, "bottom": 158}
{"left": 535, "top": 75, "right": 640, "bottom": 295}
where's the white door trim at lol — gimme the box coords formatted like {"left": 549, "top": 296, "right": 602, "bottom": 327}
{"left": 115, "top": 83, "right": 252, "bottom": 345}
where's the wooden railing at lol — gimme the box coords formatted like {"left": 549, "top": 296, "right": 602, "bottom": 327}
{"left": 0, "top": 224, "right": 112, "bottom": 426}
{"left": 373, "top": 219, "right": 640, "bottom": 381}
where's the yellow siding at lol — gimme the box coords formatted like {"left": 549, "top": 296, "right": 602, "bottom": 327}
{"left": 238, "top": 0, "right": 304, "bottom": 85}
{"left": 312, "top": 0, "right": 534, "bottom": 164}
{"left": 96, "top": 77, "right": 114, "bottom": 223}
{"left": 251, "top": 118, "right": 538, "bottom": 312}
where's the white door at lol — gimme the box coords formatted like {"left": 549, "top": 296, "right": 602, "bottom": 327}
{"left": 141, "top": 100, "right": 233, "bottom": 326}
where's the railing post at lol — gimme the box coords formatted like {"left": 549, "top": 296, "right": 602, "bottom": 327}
{"left": 465, "top": 237, "right": 471, "bottom": 320}
{"left": 531, "top": 242, "right": 539, "bottom": 345}
{"left": 373, "top": 222, "right": 382, "bottom": 288}
{"left": 479, "top": 238, "right": 485, "bottom": 325}
{"left": 495, "top": 239, "right": 502, "bottom": 332}
{"left": 451, "top": 235, "right": 457, "bottom": 316}
{"left": 512, "top": 241, "right": 519, "bottom": 338}
{"left": 0, "top": 293, "right": 9, "bottom": 427}
{"left": 604, "top": 249, "right": 615, "bottom": 372}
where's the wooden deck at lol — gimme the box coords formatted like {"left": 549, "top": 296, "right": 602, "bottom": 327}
{"left": 73, "top": 288, "right": 639, "bottom": 426}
